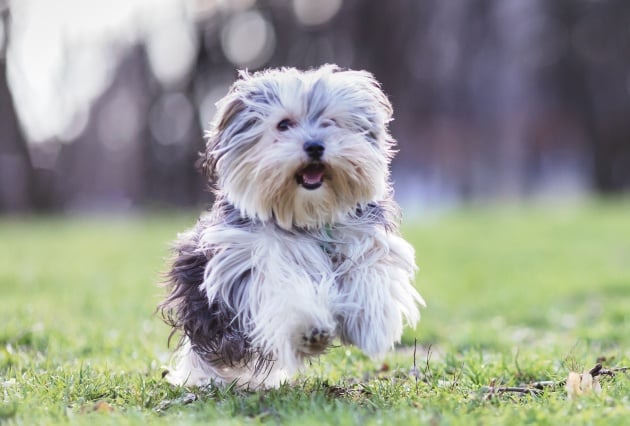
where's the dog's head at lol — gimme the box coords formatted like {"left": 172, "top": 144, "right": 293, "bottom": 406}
{"left": 203, "top": 65, "right": 395, "bottom": 230}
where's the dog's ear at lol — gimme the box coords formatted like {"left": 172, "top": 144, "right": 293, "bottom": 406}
{"left": 349, "top": 70, "right": 394, "bottom": 146}
{"left": 324, "top": 67, "right": 394, "bottom": 148}
{"left": 201, "top": 70, "right": 269, "bottom": 182}
{"left": 200, "top": 92, "right": 247, "bottom": 181}
{"left": 334, "top": 67, "right": 393, "bottom": 118}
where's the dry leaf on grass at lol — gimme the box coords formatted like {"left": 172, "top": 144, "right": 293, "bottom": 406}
{"left": 79, "top": 400, "right": 114, "bottom": 414}
{"left": 566, "top": 370, "right": 602, "bottom": 400}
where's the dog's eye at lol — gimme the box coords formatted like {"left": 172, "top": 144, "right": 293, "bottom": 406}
{"left": 277, "top": 119, "right": 294, "bottom": 131}
{"left": 320, "top": 119, "right": 336, "bottom": 128}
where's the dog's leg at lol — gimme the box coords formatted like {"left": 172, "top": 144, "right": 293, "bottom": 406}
{"left": 195, "top": 224, "right": 337, "bottom": 383}
{"left": 247, "top": 271, "right": 337, "bottom": 371}
{"left": 160, "top": 224, "right": 260, "bottom": 387}
{"left": 333, "top": 227, "right": 424, "bottom": 357}
{"left": 240, "top": 228, "right": 337, "bottom": 372}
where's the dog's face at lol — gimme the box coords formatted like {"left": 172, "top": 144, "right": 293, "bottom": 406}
{"left": 204, "top": 65, "right": 395, "bottom": 229}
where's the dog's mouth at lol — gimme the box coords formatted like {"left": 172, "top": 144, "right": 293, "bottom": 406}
{"left": 296, "top": 163, "right": 325, "bottom": 190}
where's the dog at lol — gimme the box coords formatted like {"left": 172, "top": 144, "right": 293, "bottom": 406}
{"left": 159, "top": 64, "right": 425, "bottom": 388}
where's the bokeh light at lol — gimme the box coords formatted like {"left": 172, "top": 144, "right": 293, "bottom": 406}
{"left": 292, "top": 0, "right": 342, "bottom": 27}
{"left": 149, "top": 92, "right": 195, "bottom": 146}
{"left": 144, "top": 2, "right": 197, "bottom": 88}
{"left": 97, "top": 89, "right": 142, "bottom": 152}
{"left": 221, "top": 10, "right": 275, "bottom": 69}
{"left": 6, "top": 0, "right": 195, "bottom": 143}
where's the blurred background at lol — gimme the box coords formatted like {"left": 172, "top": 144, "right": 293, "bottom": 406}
{"left": 1, "top": 0, "right": 630, "bottom": 215}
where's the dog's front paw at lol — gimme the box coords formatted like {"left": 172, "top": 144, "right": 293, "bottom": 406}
{"left": 298, "top": 326, "right": 333, "bottom": 355}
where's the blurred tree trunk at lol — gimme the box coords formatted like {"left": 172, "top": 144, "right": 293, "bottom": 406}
{"left": 0, "top": 8, "right": 34, "bottom": 212}
{"left": 578, "top": 4, "right": 630, "bottom": 193}
{"left": 557, "top": 0, "right": 630, "bottom": 193}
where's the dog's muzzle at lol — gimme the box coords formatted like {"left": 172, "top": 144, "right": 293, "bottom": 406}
{"left": 296, "top": 140, "right": 326, "bottom": 190}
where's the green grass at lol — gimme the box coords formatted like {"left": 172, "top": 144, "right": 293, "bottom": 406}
{"left": 1, "top": 199, "right": 629, "bottom": 425}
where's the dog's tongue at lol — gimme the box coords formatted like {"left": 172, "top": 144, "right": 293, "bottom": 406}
{"left": 302, "top": 168, "right": 324, "bottom": 185}
{"left": 298, "top": 163, "right": 325, "bottom": 188}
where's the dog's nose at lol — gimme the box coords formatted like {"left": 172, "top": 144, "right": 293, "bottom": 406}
{"left": 303, "top": 140, "right": 324, "bottom": 160}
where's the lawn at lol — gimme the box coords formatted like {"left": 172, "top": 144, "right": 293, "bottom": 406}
{"left": 1, "top": 199, "right": 629, "bottom": 424}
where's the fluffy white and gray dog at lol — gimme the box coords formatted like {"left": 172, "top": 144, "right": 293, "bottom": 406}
{"left": 159, "top": 64, "right": 425, "bottom": 389}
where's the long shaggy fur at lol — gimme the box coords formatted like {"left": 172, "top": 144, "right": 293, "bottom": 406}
{"left": 159, "top": 65, "right": 425, "bottom": 389}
